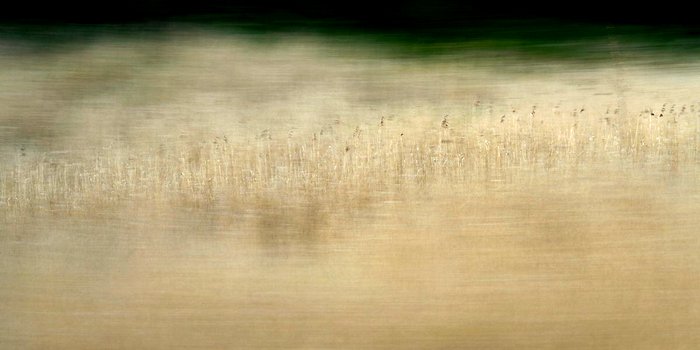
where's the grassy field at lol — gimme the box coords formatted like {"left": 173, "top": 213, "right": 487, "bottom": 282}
{"left": 1, "top": 30, "right": 698, "bottom": 214}
{"left": 1, "top": 29, "right": 700, "bottom": 348}
{"left": 1, "top": 96, "right": 698, "bottom": 214}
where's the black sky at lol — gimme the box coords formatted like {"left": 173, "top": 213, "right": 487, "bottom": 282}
{"left": 3, "top": 0, "right": 698, "bottom": 27}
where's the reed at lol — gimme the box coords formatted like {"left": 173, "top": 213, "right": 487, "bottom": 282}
{"left": 2, "top": 104, "right": 697, "bottom": 216}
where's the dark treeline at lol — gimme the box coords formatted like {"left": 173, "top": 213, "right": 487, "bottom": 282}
{"left": 2, "top": 0, "right": 700, "bottom": 49}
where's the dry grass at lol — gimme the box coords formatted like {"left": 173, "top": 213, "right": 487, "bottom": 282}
{"left": 1, "top": 33, "right": 698, "bottom": 218}
{"left": 1, "top": 102, "right": 698, "bottom": 215}
{"left": 2, "top": 33, "right": 700, "bottom": 349}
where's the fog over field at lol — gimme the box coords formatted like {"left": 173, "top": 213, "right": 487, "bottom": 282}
{"left": 1, "top": 27, "right": 699, "bottom": 349}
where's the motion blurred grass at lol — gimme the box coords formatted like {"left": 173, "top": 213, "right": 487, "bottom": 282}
{"left": 2, "top": 28, "right": 700, "bottom": 349}
{"left": 1, "top": 84, "right": 698, "bottom": 215}
{"left": 1, "top": 30, "right": 700, "bottom": 216}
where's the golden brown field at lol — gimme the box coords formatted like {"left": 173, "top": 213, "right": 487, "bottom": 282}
{"left": 1, "top": 31, "right": 700, "bottom": 348}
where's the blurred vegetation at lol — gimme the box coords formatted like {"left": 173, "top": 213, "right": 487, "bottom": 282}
{"left": 2, "top": 19, "right": 700, "bottom": 61}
